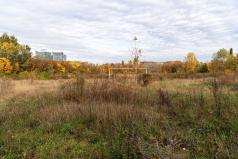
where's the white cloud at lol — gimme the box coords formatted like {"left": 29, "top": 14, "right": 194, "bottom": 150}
{"left": 0, "top": 0, "right": 238, "bottom": 63}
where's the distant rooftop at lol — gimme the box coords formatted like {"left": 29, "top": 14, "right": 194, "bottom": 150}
{"left": 53, "top": 52, "right": 64, "bottom": 55}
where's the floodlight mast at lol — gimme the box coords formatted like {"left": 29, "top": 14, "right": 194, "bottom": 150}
{"left": 108, "top": 36, "right": 146, "bottom": 80}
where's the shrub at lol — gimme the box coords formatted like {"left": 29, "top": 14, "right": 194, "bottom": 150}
{"left": 40, "top": 71, "right": 51, "bottom": 80}
{"left": 18, "top": 71, "right": 29, "bottom": 79}
{"left": 61, "top": 77, "right": 85, "bottom": 102}
{"left": 137, "top": 73, "right": 152, "bottom": 86}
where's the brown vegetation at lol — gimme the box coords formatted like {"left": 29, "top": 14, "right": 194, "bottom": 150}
{"left": 0, "top": 77, "right": 238, "bottom": 158}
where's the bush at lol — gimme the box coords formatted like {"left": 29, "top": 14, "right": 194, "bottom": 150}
{"left": 61, "top": 77, "right": 85, "bottom": 102}
{"left": 40, "top": 71, "right": 51, "bottom": 80}
{"left": 137, "top": 73, "right": 152, "bottom": 86}
{"left": 18, "top": 71, "right": 29, "bottom": 79}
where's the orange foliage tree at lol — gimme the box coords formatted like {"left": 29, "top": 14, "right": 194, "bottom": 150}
{"left": 0, "top": 57, "right": 14, "bottom": 74}
{"left": 0, "top": 33, "right": 31, "bottom": 72}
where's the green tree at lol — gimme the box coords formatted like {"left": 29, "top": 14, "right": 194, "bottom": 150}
{"left": 230, "top": 48, "right": 233, "bottom": 55}
{"left": 0, "top": 33, "right": 18, "bottom": 45}
{"left": 121, "top": 60, "right": 125, "bottom": 65}
{"left": 198, "top": 63, "right": 209, "bottom": 73}
{"left": 213, "top": 48, "right": 229, "bottom": 62}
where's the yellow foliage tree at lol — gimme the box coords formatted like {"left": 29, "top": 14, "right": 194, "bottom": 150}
{"left": 184, "top": 53, "right": 200, "bottom": 73}
{"left": 0, "top": 57, "right": 14, "bottom": 74}
{"left": 14, "top": 62, "right": 20, "bottom": 72}
{"left": 70, "top": 61, "right": 81, "bottom": 70}
{"left": 0, "top": 33, "right": 32, "bottom": 73}
{"left": 0, "top": 42, "right": 17, "bottom": 55}
{"left": 56, "top": 63, "right": 66, "bottom": 73}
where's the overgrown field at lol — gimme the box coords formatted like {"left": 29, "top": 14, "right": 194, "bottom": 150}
{"left": 0, "top": 78, "right": 238, "bottom": 159}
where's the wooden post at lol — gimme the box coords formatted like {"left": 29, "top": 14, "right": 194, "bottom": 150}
{"left": 108, "top": 64, "right": 111, "bottom": 80}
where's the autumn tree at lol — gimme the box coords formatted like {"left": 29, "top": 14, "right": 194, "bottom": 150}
{"left": 0, "top": 57, "right": 14, "bottom": 74}
{"left": 0, "top": 33, "right": 18, "bottom": 45}
{"left": 162, "top": 61, "right": 183, "bottom": 73}
{"left": 56, "top": 63, "right": 66, "bottom": 73}
{"left": 0, "top": 33, "right": 31, "bottom": 72}
{"left": 30, "top": 58, "right": 53, "bottom": 72}
{"left": 184, "top": 53, "right": 200, "bottom": 73}
{"left": 70, "top": 61, "right": 81, "bottom": 70}
{"left": 67, "top": 61, "right": 82, "bottom": 74}
{"left": 210, "top": 48, "right": 237, "bottom": 75}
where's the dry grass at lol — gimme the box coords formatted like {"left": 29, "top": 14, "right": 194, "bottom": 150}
{"left": 0, "top": 79, "right": 64, "bottom": 100}
{"left": 151, "top": 79, "right": 206, "bottom": 92}
{"left": 0, "top": 78, "right": 209, "bottom": 100}
{"left": 0, "top": 77, "right": 238, "bottom": 158}
{"left": 34, "top": 102, "right": 162, "bottom": 126}
{"left": 0, "top": 79, "right": 14, "bottom": 95}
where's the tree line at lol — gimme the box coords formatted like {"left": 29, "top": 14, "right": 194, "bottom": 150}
{"left": 157, "top": 49, "right": 237, "bottom": 76}
{"left": 0, "top": 33, "right": 237, "bottom": 79}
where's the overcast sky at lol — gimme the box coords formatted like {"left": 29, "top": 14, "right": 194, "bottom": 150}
{"left": 0, "top": 0, "right": 238, "bottom": 63}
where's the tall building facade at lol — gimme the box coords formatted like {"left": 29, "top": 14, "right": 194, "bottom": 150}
{"left": 35, "top": 51, "right": 67, "bottom": 61}
{"left": 53, "top": 52, "right": 67, "bottom": 61}
{"left": 35, "top": 51, "right": 53, "bottom": 60}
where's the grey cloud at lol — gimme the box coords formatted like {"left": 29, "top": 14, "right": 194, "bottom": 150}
{"left": 0, "top": 0, "right": 237, "bottom": 63}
